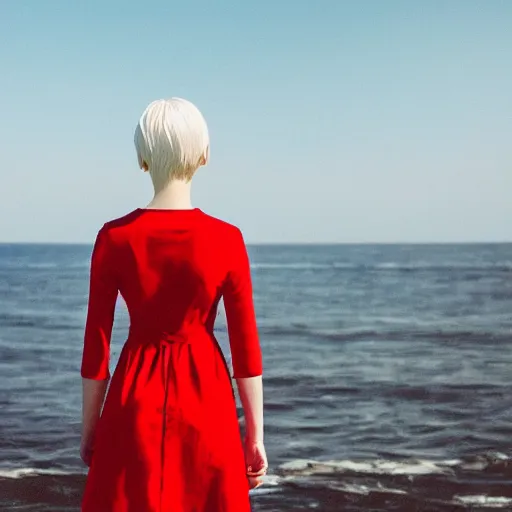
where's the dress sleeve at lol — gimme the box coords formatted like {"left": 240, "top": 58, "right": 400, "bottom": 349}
{"left": 222, "top": 228, "right": 263, "bottom": 379}
{"left": 81, "top": 226, "right": 118, "bottom": 380}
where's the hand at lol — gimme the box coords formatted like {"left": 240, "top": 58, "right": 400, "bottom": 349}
{"left": 244, "top": 438, "right": 268, "bottom": 489}
{"left": 80, "top": 434, "right": 95, "bottom": 467}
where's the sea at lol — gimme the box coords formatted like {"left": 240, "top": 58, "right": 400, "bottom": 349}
{"left": 0, "top": 242, "right": 511, "bottom": 511}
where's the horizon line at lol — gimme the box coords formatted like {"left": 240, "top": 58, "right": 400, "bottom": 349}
{"left": 0, "top": 240, "right": 511, "bottom": 246}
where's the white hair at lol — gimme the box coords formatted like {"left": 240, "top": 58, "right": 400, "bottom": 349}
{"left": 134, "top": 97, "right": 210, "bottom": 185}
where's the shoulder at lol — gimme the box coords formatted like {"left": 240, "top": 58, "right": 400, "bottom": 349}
{"left": 95, "top": 210, "right": 142, "bottom": 244}
{"left": 199, "top": 211, "right": 245, "bottom": 241}
{"left": 102, "top": 209, "right": 141, "bottom": 230}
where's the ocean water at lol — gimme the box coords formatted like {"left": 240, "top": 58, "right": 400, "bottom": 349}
{"left": 1, "top": 242, "right": 512, "bottom": 511}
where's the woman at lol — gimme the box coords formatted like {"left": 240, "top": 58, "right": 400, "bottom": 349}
{"left": 80, "top": 97, "right": 267, "bottom": 511}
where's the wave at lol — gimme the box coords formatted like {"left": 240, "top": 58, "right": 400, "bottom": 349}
{"left": 260, "top": 325, "right": 511, "bottom": 345}
{"left": 2, "top": 453, "right": 508, "bottom": 480}
{"left": 0, "top": 261, "right": 90, "bottom": 271}
{"left": 3, "top": 453, "right": 511, "bottom": 510}
{"left": 251, "top": 261, "right": 512, "bottom": 272}
{"left": 0, "top": 313, "right": 79, "bottom": 331}
{"left": 0, "top": 467, "right": 72, "bottom": 479}
{"left": 0, "top": 458, "right": 459, "bottom": 481}
{"left": 278, "top": 457, "right": 460, "bottom": 476}
{"left": 270, "top": 453, "right": 512, "bottom": 509}
{"left": 1, "top": 260, "right": 511, "bottom": 272}
{"left": 455, "top": 495, "right": 512, "bottom": 507}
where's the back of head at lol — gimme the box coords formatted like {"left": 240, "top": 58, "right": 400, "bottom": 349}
{"left": 134, "top": 98, "right": 210, "bottom": 187}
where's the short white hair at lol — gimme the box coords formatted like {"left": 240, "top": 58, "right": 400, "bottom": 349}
{"left": 134, "top": 97, "right": 210, "bottom": 184}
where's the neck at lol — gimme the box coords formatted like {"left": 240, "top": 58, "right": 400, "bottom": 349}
{"left": 146, "top": 179, "right": 193, "bottom": 210}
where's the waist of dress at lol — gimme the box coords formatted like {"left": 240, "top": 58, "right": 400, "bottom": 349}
{"left": 126, "top": 324, "right": 214, "bottom": 347}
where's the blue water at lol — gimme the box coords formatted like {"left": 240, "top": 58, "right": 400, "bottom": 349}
{"left": 1, "top": 243, "right": 512, "bottom": 511}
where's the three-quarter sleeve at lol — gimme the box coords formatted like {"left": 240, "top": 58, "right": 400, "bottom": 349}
{"left": 222, "top": 228, "right": 263, "bottom": 378}
{"left": 81, "top": 226, "right": 118, "bottom": 380}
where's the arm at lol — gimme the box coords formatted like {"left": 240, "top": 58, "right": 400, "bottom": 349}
{"left": 80, "top": 227, "right": 118, "bottom": 463}
{"left": 237, "top": 376, "right": 264, "bottom": 442}
{"left": 222, "top": 228, "right": 264, "bottom": 443}
{"left": 82, "top": 378, "right": 109, "bottom": 446}
{"left": 238, "top": 375, "right": 267, "bottom": 486}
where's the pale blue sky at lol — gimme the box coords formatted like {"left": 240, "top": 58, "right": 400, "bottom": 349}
{"left": 0, "top": 1, "right": 510, "bottom": 243}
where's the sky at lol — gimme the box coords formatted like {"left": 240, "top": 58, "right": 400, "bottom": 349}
{"left": 0, "top": 0, "right": 510, "bottom": 244}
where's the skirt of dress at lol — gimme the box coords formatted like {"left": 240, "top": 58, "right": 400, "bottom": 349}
{"left": 81, "top": 333, "right": 251, "bottom": 512}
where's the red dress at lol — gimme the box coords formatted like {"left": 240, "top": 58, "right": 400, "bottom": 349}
{"left": 80, "top": 208, "right": 263, "bottom": 512}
